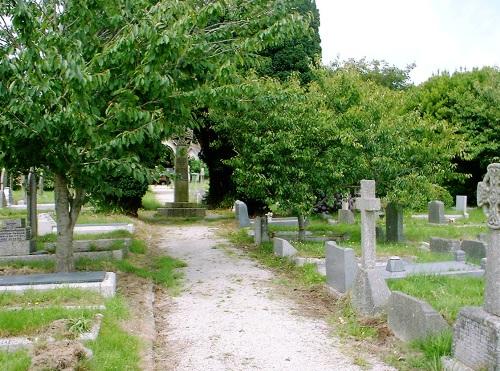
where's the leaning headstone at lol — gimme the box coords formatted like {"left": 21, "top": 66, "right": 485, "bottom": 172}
{"left": 0, "top": 168, "right": 6, "bottom": 208}
{"left": 325, "top": 241, "right": 357, "bottom": 294}
{"left": 386, "top": 202, "right": 404, "bottom": 242}
{"left": 351, "top": 180, "right": 391, "bottom": 316}
{"left": 455, "top": 195, "right": 468, "bottom": 217}
{"left": 273, "top": 238, "right": 298, "bottom": 258}
{"left": 27, "top": 171, "right": 38, "bottom": 238}
{"left": 428, "top": 200, "right": 446, "bottom": 224}
{"left": 388, "top": 291, "right": 449, "bottom": 342}
{"left": 444, "top": 163, "right": 500, "bottom": 371}
{"left": 460, "top": 239, "right": 487, "bottom": 259}
{"left": 0, "top": 219, "right": 34, "bottom": 256}
{"left": 235, "top": 201, "right": 250, "bottom": 228}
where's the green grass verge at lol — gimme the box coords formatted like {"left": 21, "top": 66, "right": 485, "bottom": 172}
{"left": 12, "top": 190, "right": 54, "bottom": 204}
{"left": 387, "top": 275, "right": 484, "bottom": 323}
{"left": 0, "top": 350, "right": 31, "bottom": 371}
{"left": 0, "top": 259, "right": 55, "bottom": 272}
{"left": 129, "top": 239, "right": 146, "bottom": 254}
{"left": 0, "top": 288, "right": 104, "bottom": 307}
{"left": 38, "top": 230, "right": 133, "bottom": 244}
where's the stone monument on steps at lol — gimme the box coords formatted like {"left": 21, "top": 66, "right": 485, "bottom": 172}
{"left": 351, "top": 180, "right": 391, "bottom": 316}
{"left": 444, "top": 163, "right": 500, "bottom": 371}
{"left": 157, "top": 131, "right": 206, "bottom": 218}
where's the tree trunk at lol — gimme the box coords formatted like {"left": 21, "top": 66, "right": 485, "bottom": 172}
{"left": 298, "top": 215, "right": 306, "bottom": 242}
{"left": 54, "top": 174, "right": 85, "bottom": 272}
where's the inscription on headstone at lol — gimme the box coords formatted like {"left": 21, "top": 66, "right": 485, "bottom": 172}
{"left": 0, "top": 218, "right": 33, "bottom": 256}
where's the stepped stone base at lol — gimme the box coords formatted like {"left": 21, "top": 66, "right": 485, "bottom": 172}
{"left": 158, "top": 202, "right": 206, "bottom": 218}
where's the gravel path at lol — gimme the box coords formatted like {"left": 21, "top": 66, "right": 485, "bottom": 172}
{"left": 153, "top": 225, "right": 394, "bottom": 371}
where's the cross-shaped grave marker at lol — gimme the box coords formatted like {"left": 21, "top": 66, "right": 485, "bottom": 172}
{"left": 445, "top": 163, "right": 500, "bottom": 370}
{"left": 351, "top": 180, "right": 390, "bottom": 316}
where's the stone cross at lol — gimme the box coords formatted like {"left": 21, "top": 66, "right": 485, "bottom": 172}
{"left": 355, "top": 180, "right": 381, "bottom": 269}
{"left": 172, "top": 132, "right": 192, "bottom": 203}
{"left": 477, "top": 163, "right": 500, "bottom": 316}
{"left": 27, "top": 170, "right": 38, "bottom": 238}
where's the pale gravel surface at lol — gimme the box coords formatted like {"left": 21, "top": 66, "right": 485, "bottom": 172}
{"left": 153, "top": 224, "right": 395, "bottom": 371}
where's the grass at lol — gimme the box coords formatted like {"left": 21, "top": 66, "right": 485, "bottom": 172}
{"left": 406, "top": 331, "right": 453, "bottom": 371}
{"left": 0, "top": 288, "right": 104, "bottom": 307}
{"left": 12, "top": 190, "right": 55, "bottom": 204}
{"left": 0, "top": 350, "right": 31, "bottom": 371}
{"left": 38, "top": 230, "right": 133, "bottom": 244}
{"left": 129, "top": 239, "right": 146, "bottom": 254}
{"left": 80, "top": 296, "right": 141, "bottom": 371}
{"left": 329, "top": 297, "right": 380, "bottom": 340}
{"left": 141, "top": 190, "right": 162, "bottom": 210}
{"left": 0, "top": 259, "right": 55, "bottom": 272}
{"left": 387, "top": 275, "right": 484, "bottom": 323}
{"left": 0, "top": 307, "right": 97, "bottom": 337}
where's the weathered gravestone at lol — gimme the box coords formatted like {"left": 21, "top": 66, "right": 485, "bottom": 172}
{"left": 460, "top": 239, "right": 487, "bottom": 259}
{"left": 351, "top": 180, "right": 391, "bottom": 316}
{"left": 254, "top": 216, "right": 270, "bottom": 245}
{"left": 428, "top": 200, "right": 446, "bottom": 224}
{"left": 273, "top": 238, "right": 298, "bottom": 258}
{"left": 27, "top": 170, "right": 37, "bottom": 238}
{"left": 0, "top": 168, "right": 6, "bottom": 208}
{"left": 325, "top": 241, "right": 357, "bottom": 294}
{"left": 338, "top": 200, "right": 355, "bottom": 224}
{"left": 38, "top": 174, "right": 44, "bottom": 196}
{"left": 444, "top": 163, "right": 500, "bottom": 371}
{"left": 429, "top": 237, "right": 461, "bottom": 253}
{"left": 0, "top": 219, "right": 34, "bottom": 256}
{"left": 386, "top": 202, "right": 404, "bottom": 242}
{"left": 234, "top": 200, "right": 250, "bottom": 228}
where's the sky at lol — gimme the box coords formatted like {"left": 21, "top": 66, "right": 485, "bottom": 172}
{"left": 315, "top": 0, "right": 500, "bottom": 84}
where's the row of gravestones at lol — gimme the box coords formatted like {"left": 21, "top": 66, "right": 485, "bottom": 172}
{"left": 237, "top": 166, "right": 500, "bottom": 371}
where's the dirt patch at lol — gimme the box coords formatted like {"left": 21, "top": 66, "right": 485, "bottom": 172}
{"left": 30, "top": 340, "right": 91, "bottom": 371}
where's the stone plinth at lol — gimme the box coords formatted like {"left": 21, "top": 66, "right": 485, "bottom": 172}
{"left": 157, "top": 202, "right": 206, "bottom": 218}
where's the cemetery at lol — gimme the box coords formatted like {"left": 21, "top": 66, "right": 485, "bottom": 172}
{"left": 0, "top": 1, "right": 499, "bottom": 370}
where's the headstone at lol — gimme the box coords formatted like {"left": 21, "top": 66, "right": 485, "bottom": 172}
{"left": 460, "top": 239, "right": 487, "bottom": 259}
{"left": 325, "top": 241, "right": 357, "bottom": 293}
{"left": 428, "top": 200, "right": 446, "bottom": 224}
{"left": 375, "top": 225, "right": 385, "bottom": 243}
{"left": 27, "top": 171, "right": 38, "bottom": 238}
{"left": 3, "top": 187, "right": 12, "bottom": 207}
{"left": 200, "top": 167, "right": 205, "bottom": 182}
{"left": 429, "top": 237, "right": 461, "bottom": 253}
{"left": 388, "top": 291, "right": 449, "bottom": 342}
{"left": 235, "top": 200, "right": 250, "bottom": 228}
{"left": 351, "top": 180, "right": 391, "bottom": 316}
{"left": 445, "top": 163, "right": 500, "bottom": 371}
{"left": 273, "top": 238, "right": 298, "bottom": 258}
{"left": 261, "top": 216, "right": 270, "bottom": 243}
{"left": 0, "top": 219, "right": 34, "bottom": 256}
{"left": 481, "top": 258, "right": 487, "bottom": 270}
{"left": 38, "top": 213, "right": 57, "bottom": 236}
{"left": 234, "top": 200, "right": 240, "bottom": 220}
{"left": 254, "top": 216, "right": 262, "bottom": 245}
{"left": 386, "top": 256, "right": 405, "bottom": 272}
{"left": 174, "top": 144, "right": 189, "bottom": 203}
{"left": 338, "top": 209, "right": 355, "bottom": 224}
{"left": 386, "top": 202, "right": 404, "bottom": 242}
{"left": 455, "top": 195, "right": 468, "bottom": 217}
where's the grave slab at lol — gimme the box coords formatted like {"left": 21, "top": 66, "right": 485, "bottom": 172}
{"left": 0, "top": 271, "right": 116, "bottom": 297}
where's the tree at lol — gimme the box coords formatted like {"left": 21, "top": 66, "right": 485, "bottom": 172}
{"left": 409, "top": 67, "right": 500, "bottom": 201}
{"left": 0, "top": 0, "right": 305, "bottom": 271}
{"left": 195, "top": 0, "right": 322, "bottom": 208}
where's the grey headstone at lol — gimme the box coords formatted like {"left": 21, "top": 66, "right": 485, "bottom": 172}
{"left": 460, "top": 240, "right": 487, "bottom": 259}
{"left": 429, "top": 237, "right": 461, "bottom": 253}
{"left": 38, "top": 213, "right": 57, "bottom": 236}
{"left": 325, "top": 241, "right": 357, "bottom": 293}
{"left": 0, "top": 271, "right": 106, "bottom": 286}
{"left": 338, "top": 209, "right": 355, "bottom": 224}
{"left": 388, "top": 291, "right": 450, "bottom": 342}
{"left": 351, "top": 267, "right": 391, "bottom": 316}
{"left": 455, "top": 195, "right": 467, "bottom": 213}
{"left": 0, "top": 218, "right": 34, "bottom": 256}
{"left": 234, "top": 200, "right": 240, "bottom": 219}
{"left": 386, "top": 256, "right": 405, "bottom": 272}
{"left": 38, "top": 175, "right": 44, "bottom": 196}
{"left": 273, "top": 238, "right": 298, "bottom": 258}
{"left": 27, "top": 171, "right": 38, "bottom": 238}
{"left": 375, "top": 225, "right": 385, "bottom": 243}
{"left": 235, "top": 201, "right": 250, "bottom": 228}
{"left": 261, "top": 216, "right": 269, "bottom": 243}
{"left": 454, "top": 249, "right": 466, "bottom": 262}
{"left": 428, "top": 200, "right": 446, "bottom": 224}
{"left": 386, "top": 202, "right": 404, "bottom": 242}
